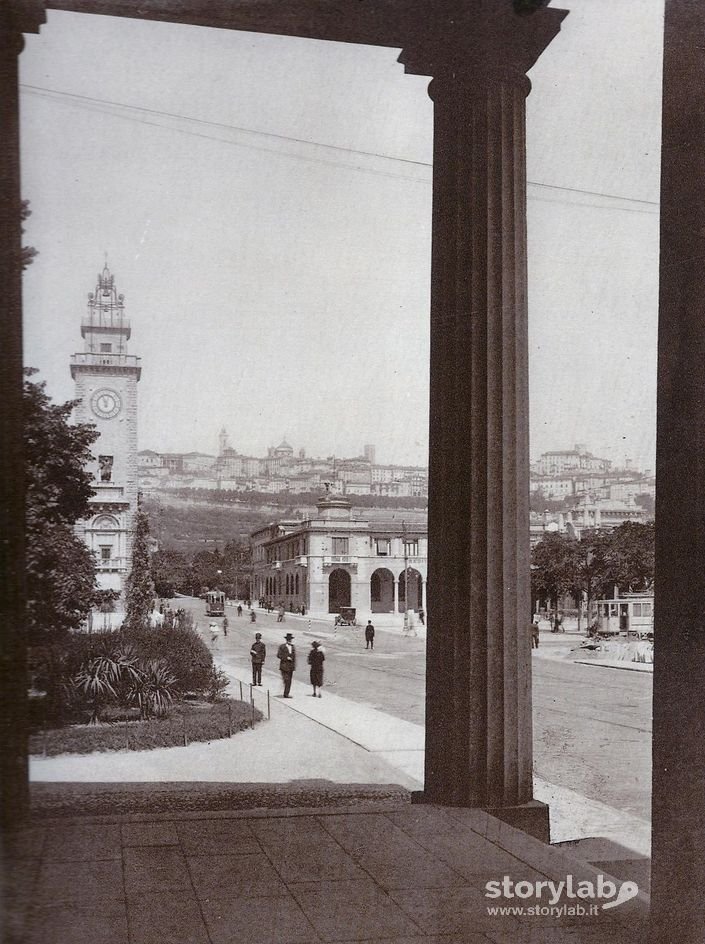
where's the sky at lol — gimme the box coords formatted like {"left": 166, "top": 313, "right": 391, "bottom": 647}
{"left": 19, "top": 1, "right": 663, "bottom": 469}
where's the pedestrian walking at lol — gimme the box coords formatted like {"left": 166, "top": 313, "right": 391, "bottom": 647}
{"left": 308, "top": 641, "right": 325, "bottom": 697}
{"left": 237, "top": 604, "right": 243, "bottom": 617}
{"left": 531, "top": 621, "right": 540, "bottom": 649}
{"left": 209, "top": 621, "right": 219, "bottom": 648}
{"left": 277, "top": 605, "right": 285, "bottom": 623}
{"left": 250, "top": 609, "right": 256, "bottom": 623}
{"left": 222, "top": 617, "right": 228, "bottom": 638}
{"left": 277, "top": 632, "right": 296, "bottom": 697}
{"left": 364, "top": 620, "right": 375, "bottom": 650}
{"left": 250, "top": 632, "right": 266, "bottom": 685}
{"left": 418, "top": 608, "right": 425, "bottom": 626}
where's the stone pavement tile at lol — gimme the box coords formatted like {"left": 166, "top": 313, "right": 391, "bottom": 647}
{"left": 23, "top": 897, "right": 129, "bottom": 944}
{"left": 35, "top": 859, "right": 125, "bottom": 903}
{"left": 122, "top": 821, "right": 179, "bottom": 846}
{"left": 188, "top": 852, "right": 288, "bottom": 899}
{"left": 127, "top": 890, "right": 210, "bottom": 944}
{"left": 5, "top": 825, "right": 46, "bottom": 860}
{"left": 201, "top": 894, "right": 321, "bottom": 944}
{"left": 388, "top": 810, "right": 537, "bottom": 874}
{"left": 359, "top": 851, "right": 467, "bottom": 891}
{"left": 251, "top": 817, "right": 334, "bottom": 854}
{"left": 388, "top": 885, "right": 520, "bottom": 936}
{"left": 361, "top": 939, "right": 486, "bottom": 944}
{"left": 485, "top": 925, "right": 642, "bottom": 944}
{"left": 288, "top": 879, "right": 423, "bottom": 941}
{"left": 123, "top": 846, "right": 193, "bottom": 895}
{"left": 177, "top": 818, "right": 261, "bottom": 855}
{"left": 320, "top": 815, "right": 430, "bottom": 866}
{"left": 274, "top": 848, "right": 370, "bottom": 883}
{"left": 42, "top": 822, "right": 122, "bottom": 861}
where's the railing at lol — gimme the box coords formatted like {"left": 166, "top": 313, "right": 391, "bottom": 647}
{"left": 70, "top": 353, "right": 141, "bottom": 368}
{"left": 96, "top": 557, "right": 127, "bottom": 572}
{"left": 323, "top": 555, "right": 357, "bottom": 567}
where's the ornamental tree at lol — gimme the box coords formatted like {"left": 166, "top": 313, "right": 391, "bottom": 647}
{"left": 123, "top": 503, "right": 156, "bottom": 630}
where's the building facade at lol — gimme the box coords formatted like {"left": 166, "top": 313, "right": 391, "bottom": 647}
{"left": 70, "top": 263, "right": 141, "bottom": 626}
{"left": 251, "top": 495, "right": 428, "bottom": 618}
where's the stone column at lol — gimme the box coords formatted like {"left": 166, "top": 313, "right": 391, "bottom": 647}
{"left": 0, "top": 1, "right": 45, "bottom": 828}
{"left": 400, "top": 6, "right": 565, "bottom": 832}
{"left": 393, "top": 578, "right": 399, "bottom": 614}
{"left": 651, "top": 2, "right": 705, "bottom": 940}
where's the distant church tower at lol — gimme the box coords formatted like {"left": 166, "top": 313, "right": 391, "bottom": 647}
{"left": 70, "top": 262, "right": 141, "bottom": 626}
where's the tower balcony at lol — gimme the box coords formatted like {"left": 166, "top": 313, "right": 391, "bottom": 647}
{"left": 81, "top": 318, "right": 131, "bottom": 339}
{"left": 70, "top": 352, "right": 142, "bottom": 380}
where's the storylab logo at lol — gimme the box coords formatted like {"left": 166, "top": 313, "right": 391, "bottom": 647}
{"left": 485, "top": 874, "right": 639, "bottom": 918}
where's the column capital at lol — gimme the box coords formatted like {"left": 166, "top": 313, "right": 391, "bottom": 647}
{"left": 398, "top": 2, "right": 567, "bottom": 86}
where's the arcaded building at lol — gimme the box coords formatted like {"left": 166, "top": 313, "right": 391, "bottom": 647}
{"left": 251, "top": 494, "right": 427, "bottom": 618}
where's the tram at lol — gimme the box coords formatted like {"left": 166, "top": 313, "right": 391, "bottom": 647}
{"left": 205, "top": 590, "right": 226, "bottom": 617}
{"left": 594, "top": 594, "right": 653, "bottom": 639}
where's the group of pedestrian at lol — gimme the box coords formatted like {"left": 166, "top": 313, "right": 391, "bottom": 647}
{"left": 209, "top": 613, "right": 381, "bottom": 698}
{"left": 246, "top": 630, "right": 325, "bottom": 698}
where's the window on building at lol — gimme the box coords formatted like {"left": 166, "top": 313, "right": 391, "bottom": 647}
{"left": 100, "top": 343, "right": 112, "bottom": 353}
{"left": 98, "top": 455, "right": 113, "bottom": 482}
{"left": 375, "top": 538, "right": 390, "bottom": 556}
{"left": 100, "top": 546, "right": 112, "bottom": 561}
{"left": 404, "top": 540, "right": 419, "bottom": 557}
{"left": 332, "top": 537, "right": 349, "bottom": 555}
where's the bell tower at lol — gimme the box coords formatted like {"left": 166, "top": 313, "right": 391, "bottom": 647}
{"left": 70, "top": 262, "right": 141, "bottom": 627}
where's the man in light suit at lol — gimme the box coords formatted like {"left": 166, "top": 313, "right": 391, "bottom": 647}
{"left": 277, "top": 632, "right": 296, "bottom": 697}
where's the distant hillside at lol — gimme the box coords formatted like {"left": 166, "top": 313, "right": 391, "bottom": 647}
{"left": 143, "top": 489, "right": 427, "bottom": 556}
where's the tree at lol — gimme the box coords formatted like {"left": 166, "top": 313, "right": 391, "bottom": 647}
{"left": 24, "top": 370, "right": 101, "bottom": 640}
{"left": 605, "top": 521, "right": 655, "bottom": 594}
{"left": 564, "top": 529, "right": 613, "bottom": 629}
{"left": 21, "top": 199, "right": 39, "bottom": 270}
{"left": 151, "top": 548, "right": 189, "bottom": 598}
{"left": 531, "top": 532, "right": 574, "bottom": 614}
{"left": 123, "top": 503, "right": 156, "bottom": 630}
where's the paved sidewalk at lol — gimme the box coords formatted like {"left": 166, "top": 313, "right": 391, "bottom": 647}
{"left": 6, "top": 802, "right": 649, "bottom": 944}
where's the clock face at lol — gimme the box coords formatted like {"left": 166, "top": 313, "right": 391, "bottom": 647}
{"left": 90, "top": 388, "right": 122, "bottom": 419}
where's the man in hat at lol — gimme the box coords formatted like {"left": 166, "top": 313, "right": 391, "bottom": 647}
{"left": 277, "top": 633, "right": 296, "bottom": 697}
{"left": 250, "top": 632, "right": 266, "bottom": 685}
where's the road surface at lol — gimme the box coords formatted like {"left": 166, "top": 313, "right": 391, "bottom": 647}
{"left": 186, "top": 599, "right": 652, "bottom": 821}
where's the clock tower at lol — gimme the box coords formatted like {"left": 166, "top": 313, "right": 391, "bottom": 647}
{"left": 70, "top": 262, "right": 141, "bottom": 627}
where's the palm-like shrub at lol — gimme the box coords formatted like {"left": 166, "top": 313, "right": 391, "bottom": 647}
{"left": 73, "top": 658, "right": 119, "bottom": 724}
{"left": 128, "top": 659, "right": 177, "bottom": 719}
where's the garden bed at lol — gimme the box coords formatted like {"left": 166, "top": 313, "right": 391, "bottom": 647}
{"left": 30, "top": 699, "right": 262, "bottom": 757}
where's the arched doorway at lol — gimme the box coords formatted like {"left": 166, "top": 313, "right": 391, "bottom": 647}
{"left": 398, "top": 567, "right": 422, "bottom": 612}
{"left": 328, "top": 568, "right": 351, "bottom": 613}
{"left": 370, "top": 568, "right": 394, "bottom": 613}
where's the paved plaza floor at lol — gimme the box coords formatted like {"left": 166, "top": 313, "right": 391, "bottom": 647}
{"left": 6, "top": 801, "right": 649, "bottom": 944}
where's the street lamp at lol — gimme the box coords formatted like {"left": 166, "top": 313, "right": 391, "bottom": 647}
{"left": 401, "top": 520, "right": 410, "bottom": 633}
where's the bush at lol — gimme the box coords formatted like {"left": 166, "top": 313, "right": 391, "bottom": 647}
{"left": 30, "top": 617, "right": 215, "bottom": 728}
{"left": 121, "top": 619, "right": 213, "bottom": 696}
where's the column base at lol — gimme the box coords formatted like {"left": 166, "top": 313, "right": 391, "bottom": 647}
{"left": 485, "top": 800, "right": 550, "bottom": 843}
{"left": 411, "top": 792, "right": 550, "bottom": 843}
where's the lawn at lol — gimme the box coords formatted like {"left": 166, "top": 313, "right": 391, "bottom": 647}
{"left": 30, "top": 698, "right": 262, "bottom": 756}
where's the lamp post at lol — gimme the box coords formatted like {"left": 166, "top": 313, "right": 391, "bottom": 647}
{"left": 402, "top": 520, "right": 409, "bottom": 633}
